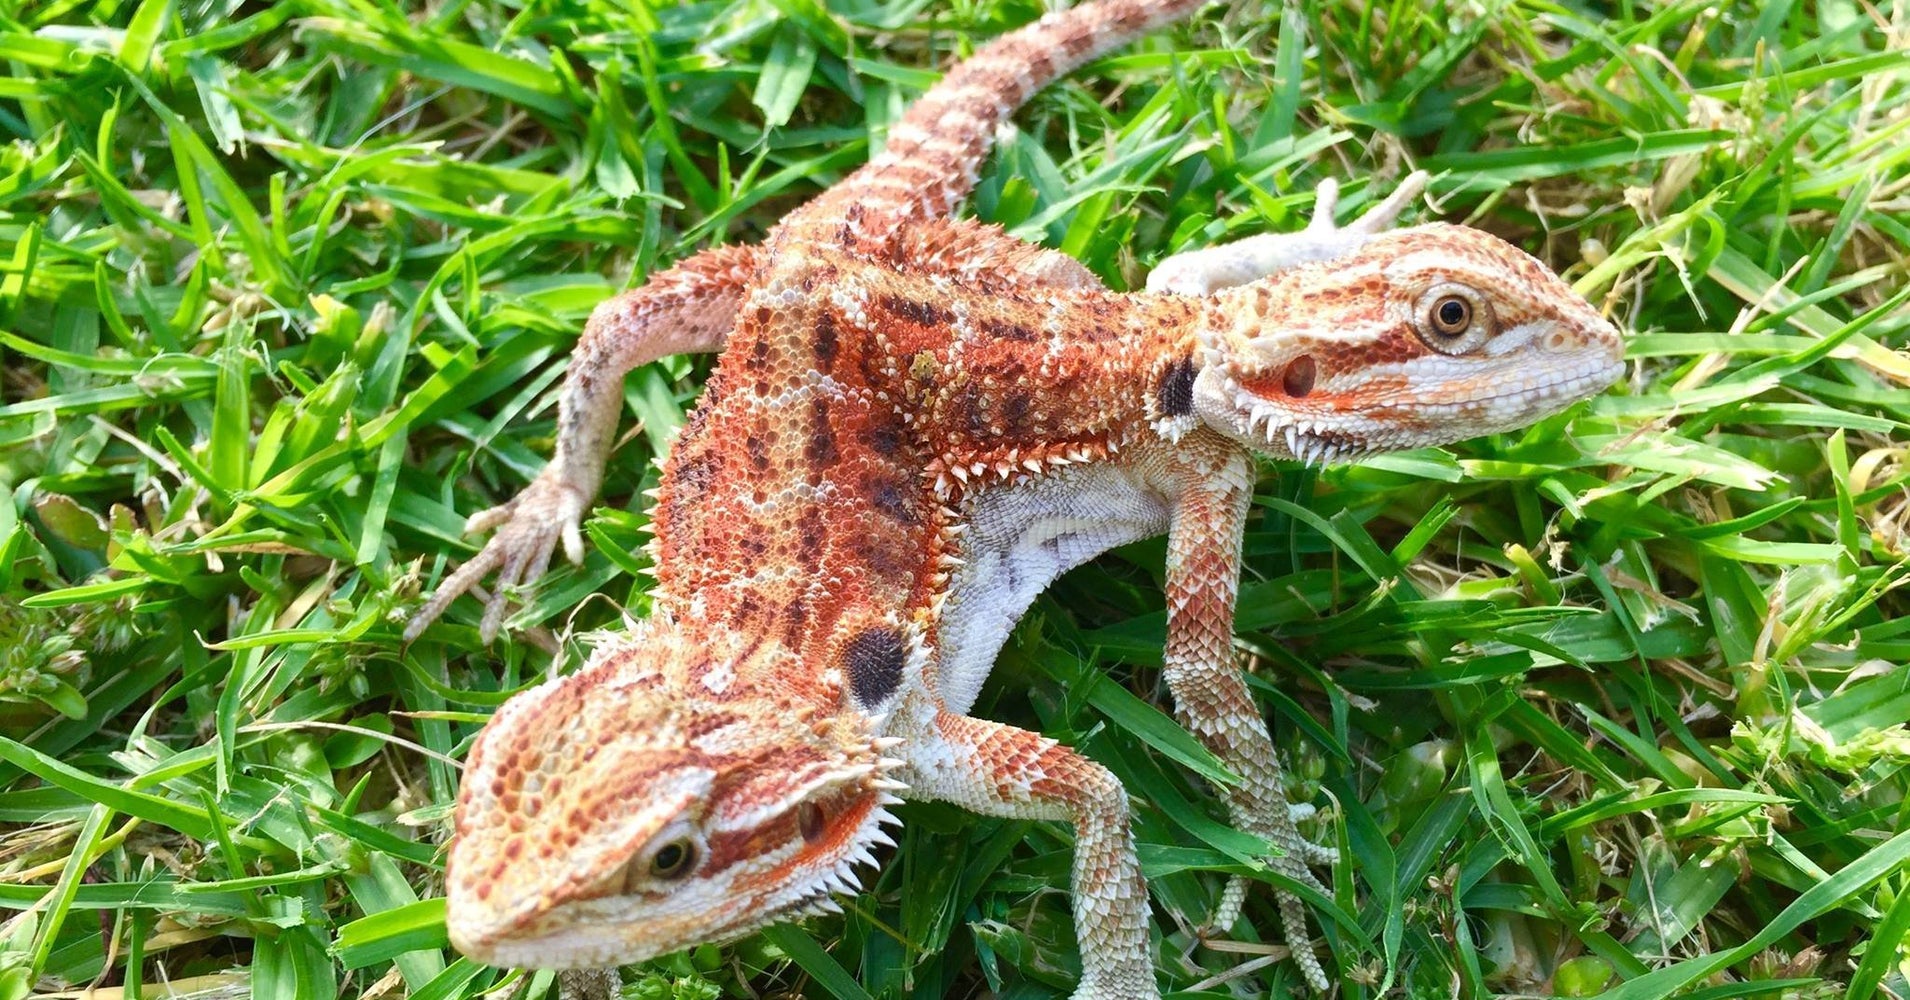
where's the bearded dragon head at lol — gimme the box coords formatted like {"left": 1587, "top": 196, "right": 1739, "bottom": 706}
{"left": 444, "top": 618, "right": 904, "bottom": 970}
{"left": 1191, "top": 224, "right": 1624, "bottom": 465}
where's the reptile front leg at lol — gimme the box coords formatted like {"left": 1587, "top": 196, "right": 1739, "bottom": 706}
{"left": 1147, "top": 172, "right": 1429, "bottom": 294}
{"left": 1157, "top": 431, "right": 1335, "bottom": 990}
{"left": 407, "top": 243, "right": 761, "bottom": 641}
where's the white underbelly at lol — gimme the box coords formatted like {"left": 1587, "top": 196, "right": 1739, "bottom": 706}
{"left": 934, "top": 461, "right": 1169, "bottom": 715}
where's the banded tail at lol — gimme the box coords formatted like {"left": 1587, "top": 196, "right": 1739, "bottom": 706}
{"left": 780, "top": 0, "right": 1215, "bottom": 241}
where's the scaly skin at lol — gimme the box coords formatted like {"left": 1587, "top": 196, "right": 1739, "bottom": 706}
{"left": 408, "top": 1, "right": 1626, "bottom": 996}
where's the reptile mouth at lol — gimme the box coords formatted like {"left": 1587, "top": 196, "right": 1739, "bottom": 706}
{"left": 1233, "top": 352, "right": 1624, "bottom": 467}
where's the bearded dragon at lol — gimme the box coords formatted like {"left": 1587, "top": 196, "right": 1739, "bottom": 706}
{"left": 406, "top": 0, "right": 1625, "bottom": 995}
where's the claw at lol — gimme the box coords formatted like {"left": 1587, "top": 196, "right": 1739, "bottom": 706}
{"left": 1346, "top": 169, "right": 1430, "bottom": 235}
{"left": 1146, "top": 170, "right": 1432, "bottom": 295}
{"left": 562, "top": 520, "right": 586, "bottom": 565}
{"left": 1305, "top": 177, "right": 1341, "bottom": 231}
{"left": 1193, "top": 813, "right": 1338, "bottom": 991}
{"left": 464, "top": 499, "right": 516, "bottom": 536}
{"left": 404, "top": 470, "right": 592, "bottom": 643}
{"left": 479, "top": 588, "right": 511, "bottom": 645}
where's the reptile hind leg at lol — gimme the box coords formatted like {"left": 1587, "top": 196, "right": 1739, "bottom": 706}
{"left": 407, "top": 243, "right": 761, "bottom": 641}
{"left": 901, "top": 709, "right": 1160, "bottom": 1000}
{"left": 1156, "top": 433, "right": 1334, "bottom": 990}
{"left": 1146, "top": 171, "right": 1429, "bottom": 294}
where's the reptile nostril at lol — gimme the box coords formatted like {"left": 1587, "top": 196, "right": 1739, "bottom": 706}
{"left": 1283, "top": 356, "right": 1316, "bottom": 398}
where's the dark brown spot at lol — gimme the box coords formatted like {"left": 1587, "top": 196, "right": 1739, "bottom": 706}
{"left": 1157, "top": 356, "right": 1195, "bottom": 416}
{"left": 871, "top": 481, "right": 917, "bottom": 524}
{"left": 955, "top": 384, "right": 989, "bottom": 436}
{"left": 842, "top": 626, "right": 906, "bottom": 708}
{"left": 782, "top": 596, "right": 810, "bottom": 648}
{"left": 981, "top": 316, "right": 1039, "bottom": 342}
{"left": 1001, "top": 391, "right": 1034, "bottom": 431}
{"left": 857, "top": 534, "right": 916, "bottom": 581}
{"left": 1283, "top": 356, "right": 1316, "bottom": 398}
{"left": 869, "top": 423, "right": 904, "bottom": 456}
{"left": 672, "top": 452, "right": 719, "bottom": 499}
{"left": 797, "top": 508, "right": 825, "bottom": 572}
{"left": 804, "top": 399, "right": 838, "bottom": 467}
{"left": 746, "top": 435, "right": 770, "bottom": 471}
{"left": 882, "top": 294, "right": 953, "bottom": 328}
{"left": 814, "top": 311, "right": 839, "bottom": 372}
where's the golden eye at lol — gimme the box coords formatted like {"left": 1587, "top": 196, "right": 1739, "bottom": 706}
{"left": 1429, "top": 295, "right": 1471, "bottom": 336}
{"left": 648, "top": 838, "right": 698, "bottom": 880}
{"left": 1413, "top": 286, "right": 1494, "bottom": 355}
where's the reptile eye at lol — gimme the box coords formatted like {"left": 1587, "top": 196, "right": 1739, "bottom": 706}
{"left": 1413, "top": 286, "right": 1493, "bottom": 355}
{"left": 1431, "top": 296, "right": 1470, "bottom": 334}
{"left": 648, "top": 838, "right": 698, "bottom": 881}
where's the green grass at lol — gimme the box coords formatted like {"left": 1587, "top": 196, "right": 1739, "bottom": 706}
{"left": 3, "top": 0, "right": 1908, "bottom": 997}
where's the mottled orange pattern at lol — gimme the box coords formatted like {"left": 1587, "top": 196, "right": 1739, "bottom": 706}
{"left": 413, "top": 2, "right": 1623, "bottom": 997}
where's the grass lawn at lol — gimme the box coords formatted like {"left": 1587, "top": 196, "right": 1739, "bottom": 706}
{"left": 3, "top": 0, "right": 1909, "bottom": 997}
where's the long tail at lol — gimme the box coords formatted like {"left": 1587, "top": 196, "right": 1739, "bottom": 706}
{"left": 779, "top": 0, "right": 1214, "bottom": 241}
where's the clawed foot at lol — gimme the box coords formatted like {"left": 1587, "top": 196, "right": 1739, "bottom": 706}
{"left": 1146, "top": 170, "right": 1433, "bottom": 295}
{"left": 1305, "top": 170, "right": 1429, "bottom": 242}
{"left": 404, "top": 468, "right": 590, "bottom": 643}
{"left": 1198, "top": 804, "right": 1338, "bottom": 991}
